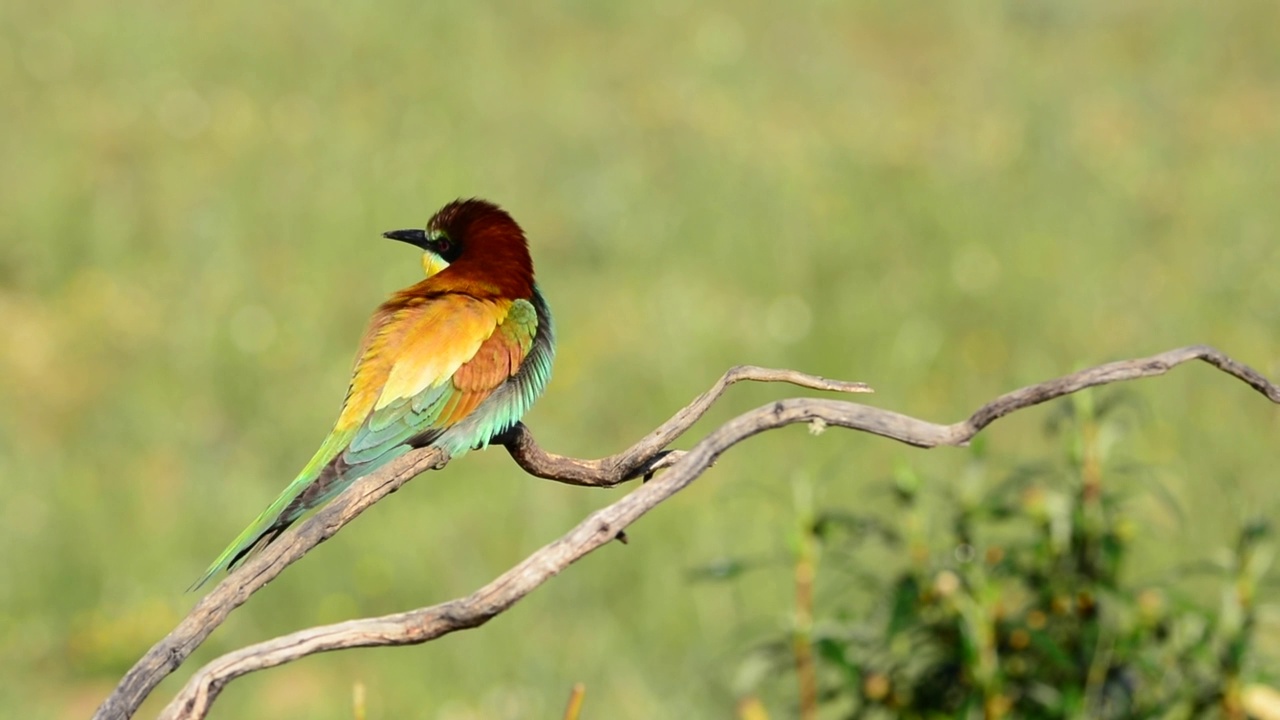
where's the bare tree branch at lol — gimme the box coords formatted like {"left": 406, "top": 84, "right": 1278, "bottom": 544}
{"left": 92, "top": 346, "right": 1279, "bottom": 720}
{"left": 90, "top": 447, "right": 452, "bottom": 720}
{"left": 497, "top": 365, "right": 873, "bottom": 485}
{"left": 92, "top": 366, "right": 868, "bottom": 720}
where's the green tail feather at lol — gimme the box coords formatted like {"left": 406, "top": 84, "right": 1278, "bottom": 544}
{"left": 190, "top": 429, "right": 358, "bottom": 591}
{"left": 189, "top": 471, "right": 315, "bottom": 591}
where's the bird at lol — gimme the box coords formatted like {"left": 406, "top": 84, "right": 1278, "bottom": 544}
{"left": 193, "top": 198, "right": 555, "bottom": 589}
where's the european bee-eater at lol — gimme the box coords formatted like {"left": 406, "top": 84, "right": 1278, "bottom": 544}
{"left": 194, "top": 198, "right": 554, "bottom": 589}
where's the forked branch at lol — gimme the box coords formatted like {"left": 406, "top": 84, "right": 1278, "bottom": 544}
{"left": 90, "top": 345, "right": 1279, "bottom": 720}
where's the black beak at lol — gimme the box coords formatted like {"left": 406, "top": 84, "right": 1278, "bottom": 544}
{"left": 383, "top": 228, "right": 429, "bottom": 249}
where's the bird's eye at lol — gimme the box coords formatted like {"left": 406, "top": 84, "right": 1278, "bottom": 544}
{"left": 435, "top": 238, "right": 452, "bottom": 254}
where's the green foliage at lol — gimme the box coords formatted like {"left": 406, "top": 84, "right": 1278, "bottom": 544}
{"left": 720, "top": 392, "right": 1276, "bottom": 718}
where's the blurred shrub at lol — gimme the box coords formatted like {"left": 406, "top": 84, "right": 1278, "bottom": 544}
{"left": 703, "top": 391, "right": 1277, "bottom": 719}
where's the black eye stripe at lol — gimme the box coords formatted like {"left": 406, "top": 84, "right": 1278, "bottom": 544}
{"left": 430, "top": 234, "right": 462, "bottom": 263}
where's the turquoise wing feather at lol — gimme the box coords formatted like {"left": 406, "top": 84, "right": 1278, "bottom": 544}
{"left": 192, "top": 290, "right": 553, "bottom": 589}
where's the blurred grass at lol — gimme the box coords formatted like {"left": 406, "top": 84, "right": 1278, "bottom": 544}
{"left": 0, "top": 0, "right": 1277, "bottom": 718}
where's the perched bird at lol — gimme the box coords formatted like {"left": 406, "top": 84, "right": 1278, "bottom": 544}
{"left": 194, "top": 198, "right": 554, "bottom": 589}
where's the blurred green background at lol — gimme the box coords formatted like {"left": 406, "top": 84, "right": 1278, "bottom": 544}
{"left": 2, "top": 0, "right": 1278, "bottom": 717}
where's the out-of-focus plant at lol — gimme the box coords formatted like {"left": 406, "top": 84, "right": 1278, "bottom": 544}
{"left": 708, "top": 390, "right": 1276, "bottom": 719}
